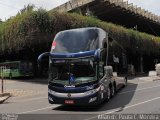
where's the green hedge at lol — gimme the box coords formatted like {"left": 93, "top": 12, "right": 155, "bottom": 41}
{"left": 0, "top": 9, "right": 160, "bottom": 56}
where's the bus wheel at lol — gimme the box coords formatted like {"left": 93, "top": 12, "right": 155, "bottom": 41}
{"left": 9, "top": 73, "right": 12, "bottom": 79}
{"left": 123, "top": 77, "right": 127, "bottom": 87}
{"left": 111, "top": 84, "right": 116, "bottom": 97}
{"left": 106, "top": 87, "right": 111, "bottom": 101}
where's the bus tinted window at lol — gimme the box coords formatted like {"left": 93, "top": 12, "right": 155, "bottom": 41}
{"left": 52, "top": 29, "right": 99, "bottom": 53}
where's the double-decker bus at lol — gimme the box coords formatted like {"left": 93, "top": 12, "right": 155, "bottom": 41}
{"left": 0, "top": 61, "right": 33, "bottom": 78}
{"left": 38, "top": 27, "right": 127, "bottom": 105}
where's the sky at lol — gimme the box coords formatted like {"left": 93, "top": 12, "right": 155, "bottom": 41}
{"left": 0, "top": 0, "right": 160, "bottom": 21}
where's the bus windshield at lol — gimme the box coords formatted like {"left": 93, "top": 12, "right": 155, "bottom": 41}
{"left": 49, "top": 57, "right": 97, "bottom": 85}
{"left": 52, "top": 28, "right": 99, "bottom": 53}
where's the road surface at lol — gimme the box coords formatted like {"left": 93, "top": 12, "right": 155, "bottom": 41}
{"left": 1, "top": 76, "right": 160, "bottom": 120}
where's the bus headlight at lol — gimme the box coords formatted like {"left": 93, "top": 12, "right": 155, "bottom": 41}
{"left": 85, "top": 86, "right": 101, "bottom": 95}
{"left": 85, "top": 89, "right": 96, "bottom": 95}
{"left": 89, "top": 97, "right": 97, "bottom": 103}
{"left": 48, "top": 89, "right": 55, "bottom": 95}
{"left": 48, "top": 96, "right": 54, "bottom": 102}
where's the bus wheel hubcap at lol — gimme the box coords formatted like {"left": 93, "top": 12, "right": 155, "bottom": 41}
{"left": 112, "top": 86, "right": 115, "bottom": 96}
{"left": 107, "top": 88, "right": 111, "bottom": 99}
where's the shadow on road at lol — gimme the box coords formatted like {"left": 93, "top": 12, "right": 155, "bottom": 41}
{"left": 53, "top": 82, "right": 138, "bottom": 112}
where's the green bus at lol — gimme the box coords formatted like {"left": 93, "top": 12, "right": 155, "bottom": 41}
{"left": 0, "top": 61, "right": 33, "bottom": 78}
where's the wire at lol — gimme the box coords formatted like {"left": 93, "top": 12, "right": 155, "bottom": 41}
{"left": 146, "top": 22, "right": 159, "bottom": 36}
{"left": 0, "top": 1, "right": 20, "bottom": 10}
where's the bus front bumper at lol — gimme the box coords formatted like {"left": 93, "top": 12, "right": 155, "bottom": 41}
{"left": 48, "top": 88, "right": 103, "bottom": 105}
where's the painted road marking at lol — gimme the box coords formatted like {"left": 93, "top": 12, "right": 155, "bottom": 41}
{"left": 18, "top": 96, "right": 160, "bottom": 115}
{"left": 85, "top": 96, "right": 160, "bottom": 120}
{"left": 118, "top": 84, "right": 160, "bottom": 95}
{"left": 18, "top": 84, "right": 160, "bottom": 114}
{"left": 19, "top": 105, "right": 60, "bottom": 114}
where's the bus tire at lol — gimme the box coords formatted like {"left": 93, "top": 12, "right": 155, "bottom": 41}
{"left": 111, "top": 83, "right": 116, "bottom": 97}
{"left": 123, "top": 77, "right": 127, "bottom": 87}
{"left": 106, "top": 86, "right": 111, "bottom": 102}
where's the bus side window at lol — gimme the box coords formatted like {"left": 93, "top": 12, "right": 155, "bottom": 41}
{"left": 100, "top": 49, "right": 107, "bottom": 65}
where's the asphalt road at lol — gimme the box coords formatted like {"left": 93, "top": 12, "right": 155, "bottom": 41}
{"left": 1, "top": 76, "right": 160, "bottom": 120}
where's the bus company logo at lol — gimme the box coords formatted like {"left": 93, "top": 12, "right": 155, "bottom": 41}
{"left": 64, "top": 85, "right": 75, "bottom": 88}
{"left": 67, "top": 93, "right": 71, "bottom": 98}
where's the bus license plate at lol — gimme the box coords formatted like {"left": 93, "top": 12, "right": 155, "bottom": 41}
{"left": 65, "top": 100, "right": 74, "bottom": 104}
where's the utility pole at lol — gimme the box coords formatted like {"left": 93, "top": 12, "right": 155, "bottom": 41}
{"left": 140, "top": 54, "right": 143, "bottom": 73}
{"left": 0, "top": 66, "right": 6, "bottom": 93}
{"left": 0, "top": 66, "right": 4, "bottom": 93}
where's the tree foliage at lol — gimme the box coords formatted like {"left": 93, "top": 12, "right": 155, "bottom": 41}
{"left": 0, "top": 8, "right": 160, "bottom": 58}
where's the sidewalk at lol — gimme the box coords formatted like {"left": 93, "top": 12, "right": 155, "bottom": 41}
{"left": 0, "top": 93, "right": 11, "bottom": 104}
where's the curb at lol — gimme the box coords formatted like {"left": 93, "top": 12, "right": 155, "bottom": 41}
{"left": 0, "top": 93, "right": 11, "bottom": 104}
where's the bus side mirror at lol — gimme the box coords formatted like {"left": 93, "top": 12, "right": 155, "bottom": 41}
{"left": 37, "top": 52, "right": 50, "bottom": 64}
{"left": 104, "top": 66, "right": 113, "bottom": 77}
{"left": 94, "top": 49, "right": 100, "bottom": 61}
{"left": 37, "top": 52, "right": 50, "bottom": 77}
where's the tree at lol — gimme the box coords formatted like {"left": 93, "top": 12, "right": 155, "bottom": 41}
{"left": 20, "top": 4, "right": 35, "bottom": 14}
{"left": 0, "top": 18, "right": 2, "bottom": 24}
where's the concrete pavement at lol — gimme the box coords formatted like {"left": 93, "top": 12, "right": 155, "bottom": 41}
{"left": 0, "top": 93, "right": 11, "bottom": 104}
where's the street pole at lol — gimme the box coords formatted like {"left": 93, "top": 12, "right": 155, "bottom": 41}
{"left": 1, "top": 28, "right": 5, "bottom": 93}
{"left": 2, "top": 75, "right": 3, "bottom": 94}
{"left": 140, "top": 55, "right": 143, "bottom": 73}
{"left": 1, "top": 66, "right": 4, "bottom": 93}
